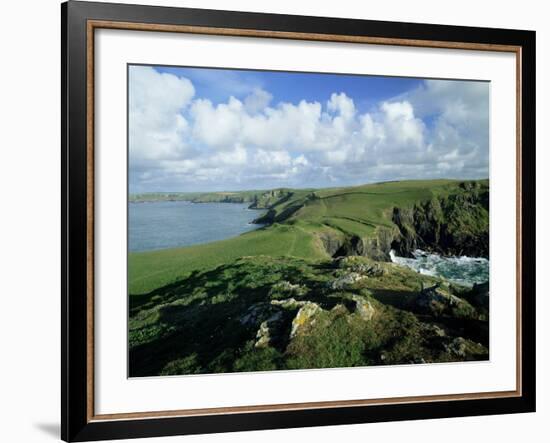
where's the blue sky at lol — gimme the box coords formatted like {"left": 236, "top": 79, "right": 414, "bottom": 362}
{"left": 129, "top": 65, "right": 489, "bottom": 193}
{"left": 154, "top": 65, "right": 423, "bottom": 115}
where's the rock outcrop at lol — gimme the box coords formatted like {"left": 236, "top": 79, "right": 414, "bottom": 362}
{"left": 270, "top": 298, "right": 308, "bottom": 309}
{"left": 249, "top": 189, "right": 293, "bottom": 210}
{"left": 318, "top": 232, "right": 346, "bottom": 257}
{"left": 336, "top": 256, "right": 385, "bottom": 276}
{"left": 329, "top": 272, "right": 367, "bottom": 290}
{"left": 391, "top": 182, "right": 489, "bottom": 258}
{"left": 351, "top": 295, "right": 375, "bottom": 321}
{"left": 254, "top": 311, "right": 284, "bottom": 348}
{"left": 328, "top": 229, "right": 396, "bottom": 261}
{"left": 290, "top": 302, "right": 322, "bottom": 338}
{"left": 415, "top": 283, "right": 477, "bottom": 318}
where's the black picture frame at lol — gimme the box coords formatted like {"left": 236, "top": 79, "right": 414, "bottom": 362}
{"left": 62, "top": 1, "right": 536, "bottom": 441}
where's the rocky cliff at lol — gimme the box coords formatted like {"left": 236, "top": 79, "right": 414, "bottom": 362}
{"left": 315, "top": 181, "right": 489, "bottom": 260}
{"left": 390, "top": 181, "right": 489, "bottom": 258}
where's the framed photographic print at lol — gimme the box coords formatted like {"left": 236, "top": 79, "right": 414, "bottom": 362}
{"left": 61, "top": 1, "right": 536, "bottom": 441}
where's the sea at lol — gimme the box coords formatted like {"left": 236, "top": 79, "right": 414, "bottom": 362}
{"left": 390, "top": 249, "right": 489, "bottom": 287}
{"left": 129, "top": 201, "right": 260, "bottom": 252}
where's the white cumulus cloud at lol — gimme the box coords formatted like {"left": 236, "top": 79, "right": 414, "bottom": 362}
{"left": 129, "top": 66, "right": 489, "bottom": 192}
{"left": 129, "top": 66, "right": 195, "bottom": 165}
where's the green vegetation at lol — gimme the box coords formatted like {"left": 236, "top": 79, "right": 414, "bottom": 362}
{"left": 129, "top": 222, "right": 331, "bottom": 295}
{"left": 129, "top": 179, "right": 488, "bottom": 294}
{"left": 129, "top": 256, "right": 488, "bottom": 376}
{"left": 128, "top": 179, "right": 490, "bottom": 376}
{"left": 129, "top": 189, "right": 273, "bottom": 204}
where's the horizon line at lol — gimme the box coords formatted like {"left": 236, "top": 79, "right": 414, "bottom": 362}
{"left": 129, "top": 177, "right": 490, "bottom": 195}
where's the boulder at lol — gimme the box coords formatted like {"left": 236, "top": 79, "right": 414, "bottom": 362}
{"left": 351, "top": 295, "right": 375, "bottom": 321}
{"left": 329, "top": 272, "right": 366, "bottom": 290}
{"left": 290, "top": 302, "right": 322, "bottom": 338}
{"left": 254, "top": 321, "right": 272, "bottom": 348}
{"left": 270, "top": 298, "right": 307, "bottom": 309}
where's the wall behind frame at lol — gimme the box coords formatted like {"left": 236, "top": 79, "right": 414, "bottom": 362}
{"left": 0, "top": 0, "right": 547, "bottom": 442}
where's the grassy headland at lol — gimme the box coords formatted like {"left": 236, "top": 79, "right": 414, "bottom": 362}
{"left": 129, "top": 179, "right": 490, "bottom": 376}
{"left": 129, "top": 179, "right": 488, "bottom": 294}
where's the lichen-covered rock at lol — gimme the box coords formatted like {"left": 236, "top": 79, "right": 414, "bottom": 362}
{"left": 290, "top": 302, "right": 322, "bottom": 338}
{"left": 351, "top": 295, "right": 375, "bottom": 321}
{"left": 270, "top": 298, "right": 307, "bottom": 309}
{"left": 254, "top": 322, "right": 272, "bottom": 348}
{"left": 329, "top": 272, "right": 366, "bottom": 290}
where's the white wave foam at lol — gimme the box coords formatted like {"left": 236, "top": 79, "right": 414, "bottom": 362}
{"left": 390, "top": 249, "right": 489, "bottom": 286}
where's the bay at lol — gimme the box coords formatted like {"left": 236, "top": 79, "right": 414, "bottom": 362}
{"left": 129, "top": 201, "right": 261, "bottom": 252}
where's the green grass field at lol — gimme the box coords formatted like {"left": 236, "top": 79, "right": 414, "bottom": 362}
{"left": 129, "top": 179, "right": 488, "bottom": 295}
{"left": 129, "top": 223, "right": 330, "bottom": 294}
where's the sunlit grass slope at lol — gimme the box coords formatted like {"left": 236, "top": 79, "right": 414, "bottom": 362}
{"left": 129, "top": 223, "right": 333, "bottom": 294}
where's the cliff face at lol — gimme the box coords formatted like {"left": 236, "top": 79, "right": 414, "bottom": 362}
{"left": 322, "top": 227, "right": 396, "bottom": 262}
{"left": 391, "top": 181, "right": 489, "bottom": 258}
{"left": 318, "top": 181, "right": 489, "bottom": 260}
{"left": 249, "top": 189, "right": 294, "bottom": 210}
